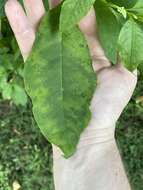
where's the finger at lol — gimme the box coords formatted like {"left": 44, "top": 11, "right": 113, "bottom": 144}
{"left": 78, "top": 8, "right": 111, "bottom": 72}
{"left": 5, "top": 0, "right": 35, "bottom": 61}
{"left": 49, "top": 0, "right": 62, "bottom": 9}
{"left": 23, "top": 0, "right": 45, "bottom": 29}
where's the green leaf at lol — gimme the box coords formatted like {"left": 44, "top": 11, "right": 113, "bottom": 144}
{"left": 94, "top": 0, "right": 122, "bottom": 64}
{"left": 118, "top": 19, "right": 143, "bottom": 71}
{"left": 107, "top": 0, "right": 138, "bottom": 8}
{"left": 0, "top": 0, "right": 6, "bottom": 18}
{"left": 0, "top": 65, "right": 6, "bottom": 80}
{"left": 137, "top": 22, "right": 143, "bottom": 78}
{"left": 0, "top": 76, "right": 6, "bottom": 88}
{"left": 24, "top": 7, "right": 96, "bottom": 158}
{"left": 0, "top": 54, "right": 14, "bottom": 70}
{"left": 128, "top": 0, "right": 143, "bottom": 18}
{"left": 60, "top": 0, "right": 96, "bottom": 31}
{"left": 2, "top": 86, "right": 12, "bottom": 99}
{"left": 11, "top": 84, "right": 27, "bottom": 106}
{"left": 0, "top": 77, "right": 12, "bottom": 100}
{"left": 138, "top": 63, "right": 143, "bottom": 79}
{"left": 43, "top": 0, "right": 49, "bottom": 10}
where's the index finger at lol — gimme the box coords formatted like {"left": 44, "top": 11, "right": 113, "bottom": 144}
{"left": 5, "top": 0, "right": 35, "bottom": 61}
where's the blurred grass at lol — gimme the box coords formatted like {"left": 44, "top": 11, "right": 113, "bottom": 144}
{"left": 0, "top": 78, "right": 143, "bottom": 190}
{"left": 116, "top": 77, "right": 143, "bottom": 190}
{"left": 0, "top": 102, "right": 54, "bottom": 190}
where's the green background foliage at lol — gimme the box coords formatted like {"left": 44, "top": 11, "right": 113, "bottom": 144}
{"left": 118, "top": 18, "right": 143, "bottom": 71}
{"left": 107, "top": 0, "right": 138, "bottom": 8}
{"left": 94, "top": 0, "right": 143, "bottom": 71}
{"left": 0, "top": 17, "right": 28, "bottom": 106}
{"left": 95, "top": 0, "right": 122, "bottom": 64}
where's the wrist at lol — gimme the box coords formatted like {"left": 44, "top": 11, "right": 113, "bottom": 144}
{"left": 53, "top": 119, "right": 116, "bottom": 160}
{"left": 53, "top": 137, "right": 116, "bottom": 161}
{"left": 77, "top": 117, "right": 116, "bottom": 148}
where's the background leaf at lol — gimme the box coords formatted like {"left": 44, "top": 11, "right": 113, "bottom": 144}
{"left": 118, "top": 19, "right": 143, "bottom": 71}
{"left": 106, "top": 0, "right": 138, "bottom": 8}
{"left": 128, "top": 0, "right": 143, "bottom": 18}
{"left": 60, "top": 0, "right": 96, "bottom": 31}
{"left": 1, "top": 81, "right": 12, "bottom": 100}
{"left": 43, "top": 0, "right": 49, "bottom": 10}
{"left": 0, "top": 0, "right": 6, "bottom": 18}
{"left": 24, "top": 7, "right": 96, "bottom": 158}
{"left": 11, "top": 84, "right": 28, "bottom": 106}
{"left": 0, "top": 13, "right": 28, "bottom": 106}
{"left": 94, "top": 0, "right": 122, "bottom": 64}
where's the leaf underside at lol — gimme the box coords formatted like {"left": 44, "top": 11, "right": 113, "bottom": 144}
{"left": 24, "top": 8, "right": 96, "bottom": 158}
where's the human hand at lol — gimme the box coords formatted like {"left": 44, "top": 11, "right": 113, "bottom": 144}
{"left": 5, "top": 0, "right": 137, "bottom": 154}
{"left": 77, "top": 8, "right": 137, "bottom": 147}
{"left": 5, "top": 0, "right": 137, "bottom": 139}
{"left": 5, "top": 1, "right": 137, "bottom": 189}
{"left": 52, "top": 10, "right": 137, "bottom": 190}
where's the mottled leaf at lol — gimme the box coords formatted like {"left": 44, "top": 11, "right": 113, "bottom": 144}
{"left": 118, "top": 19, "right": 143, "bottom": 71}
{"left": 60, "top": 0, "right": 96, "bottom": 31}
{"left": 24, "top": 7, "right": 96, "bottom": 158}
{"left": 94, "top": 0, "right": 122, "bottom": 64}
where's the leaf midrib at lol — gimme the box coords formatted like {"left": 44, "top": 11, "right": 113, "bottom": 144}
{"left": 60, "top": 33, "right": 65, "bottom": 127}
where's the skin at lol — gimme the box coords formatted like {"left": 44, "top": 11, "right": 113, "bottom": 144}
{"left": 5, "top": 0, "right": 137, "bottom": 189}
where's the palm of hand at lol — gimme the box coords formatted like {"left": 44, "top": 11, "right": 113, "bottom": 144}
{"left": 5, "top": 0, "right": 137, "bottom": 147}
{"left": 78, "top": 9, "right": 137, "bottom": 144}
